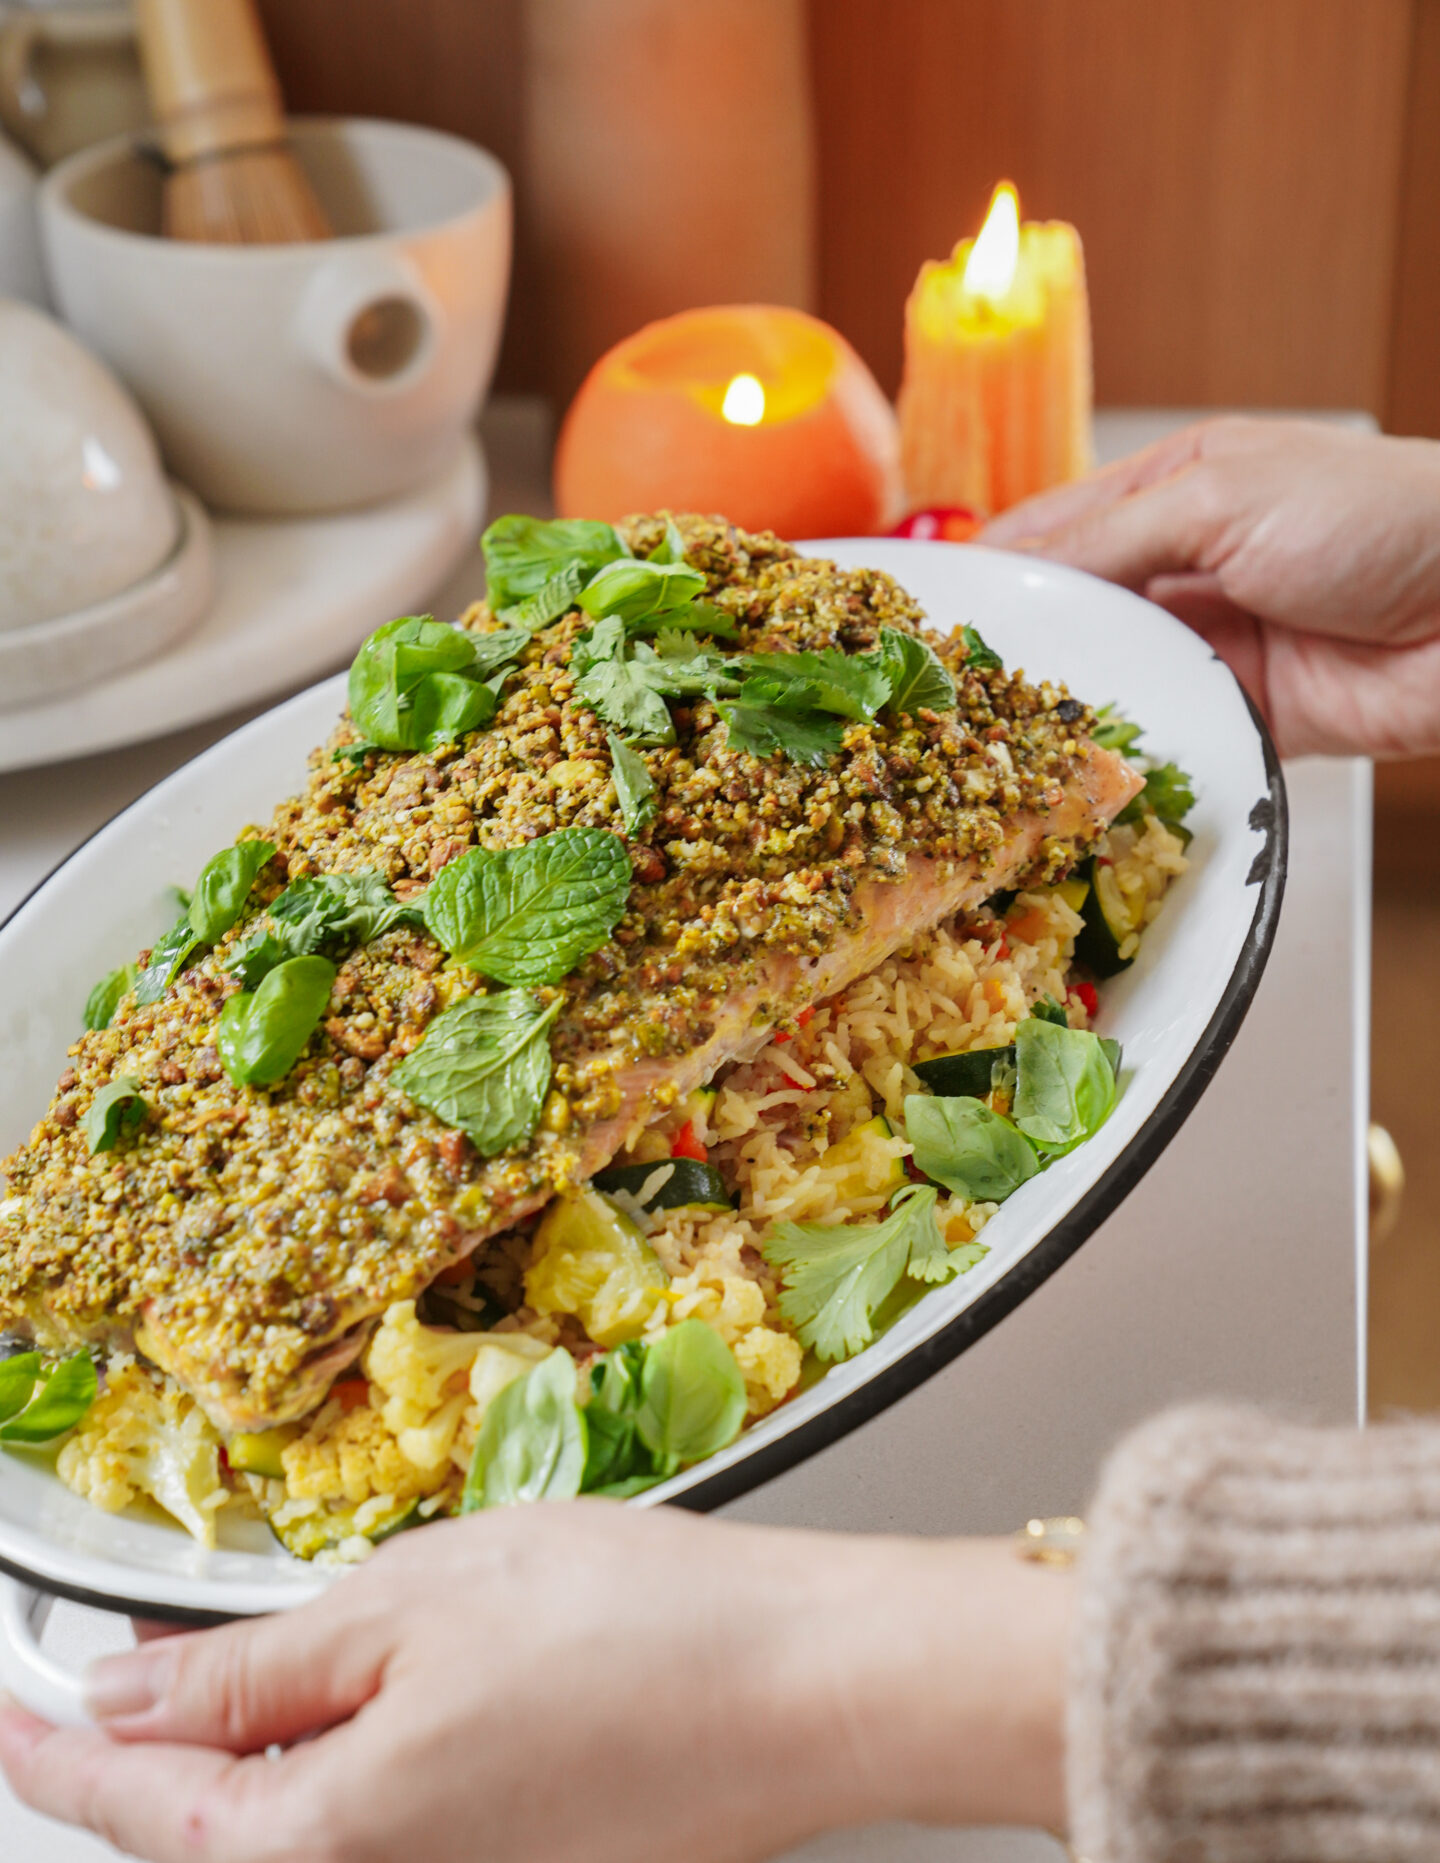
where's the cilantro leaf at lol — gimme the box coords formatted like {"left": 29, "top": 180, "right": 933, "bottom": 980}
{"left": 227, "top": 871, "right": 417, "bottom": 988}
{"left": 735, "top": 648, "right": 891, "bottom": 722}
{"left": 82, "top": 1078, "right": 148, "bottom": 1154}
{"left": 482, "top": 515, "right": 626, "bottom": 611}
{"left": 875, "top": 628, "right": 956, "bottom": 717}
{"left": 420, "top": 828, "right": 631, "bottom": 986}
{"left": 572, "top": 620, "right": 736, "bottom": 743}
{"left": 717, "top": 700, "right": 844, "bottom": 769}
{"left": 761, "top": 1184, "right": 951, "bottom": 1362}
{"left": 607, "top": 733, "right": 656, "bottom": 835}
{"left": 1120, "top": 760, "right": 1196, "bottom": 825}
{"left": 391, "top": 989, "right": 562, "bottom": 1157}
{"left": 1090, "top": 705, "right": 1143, "bottom": 753}
{"left": 960, "top": 625, "right": 1003, "bottom": 670}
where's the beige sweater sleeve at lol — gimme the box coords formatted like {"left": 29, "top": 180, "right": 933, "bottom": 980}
{"left": 1068, "top": 1405, "right": 1440, "bottom": 1863}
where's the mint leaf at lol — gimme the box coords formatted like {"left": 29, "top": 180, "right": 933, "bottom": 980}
{"left": 82, "top": 1078, "right": 147, "bottom": 1154}
{"left": 0, "top": 1352, "right": 97, "bottom": 1444}
{"left": 960, "top": 625, "right": 1003, "bottom": 670}
{"left": 607, "top": 733, "right": 656, "bottom": 835}
{"left": 217, "top": 955, "right": 336, "bottom": 1088}
{"left": 736, "top": 648, "right": 890, "bottom": 722}
{"left": 83, "top": 963, "right": 136, "bottom": 1032}
{"left": 391, "top": 989, "right": 561, "bottom": 1156}
{"left": 718, "top": 700, "right": 843, "bottom": 769}
{"left": 421, "top": 828, "right": 630, "bottom": 986}
{"left": 482, "top": 516, "right": 626, "bottom": 611}
{"left": 876, "top": 628, "right": 956, "bottom": 716}
{"left": 904, "top": 1095, "right": 1040, "bottom": 1202}
{"left": 1012, "top": 1019, "right": 1118, "bottom": 1156}
{"left": 462, "top": 1348, "right": 586, "bottom": 1510}
{"left": 761, "top": 1185, "right": 950, "bottom": 1362}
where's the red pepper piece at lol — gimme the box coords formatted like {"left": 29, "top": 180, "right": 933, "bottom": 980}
{"left": 1070, "top": 980, "right": 1099, "bottom": 1019}
{"left": 671, "top": 1121, "right": 708, "bottom": 1163}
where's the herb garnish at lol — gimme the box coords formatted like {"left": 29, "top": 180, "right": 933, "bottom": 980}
{"left": 961, "top": 625, "right": 1003, "bottom": 670}
{"left": 134, "top": 839, "right": 276, "bottom": 1005}
{"left": 0, "top": 1350, "right": 97, "bottom": 1443}
{"left": 216, "top": 955, "right": 336, "bottom": 1088}
{"left": 228, "top": 870, "right": 417, "bottom": 989}
{"left": 1010, "top": 1018, "right": 1118, "bottom": 1155}
{"left": 462, "top": 1347, "right": 587, "bottom": 1511}
{"left": 390, "top": 989, "right": 562, "bottom": 1156}
{"left": 82, "top": 1079, "right": 147, "bottom": 1154}
{"left": 481, "top": 516, "right": 627, "bottom": 612}
{"left": 762, "top": 1184, "right": 956, "bottom": 1362}
{"left": 877, "top": 629, "right": 957, "bottom": 716}
{"left": 346, "top": 616, "right": 520, "bottom": 755}
{"left": 607, "top": 732, "right": 657, "bottom": 835}
{"left": 83, "top": 963, "right": 136, "bottom": 1032}
{"left": 716, "top": 701, "right": 844, "bottom": 769}
{"left": 420, "top": 828, "right": 630, "bottom": 986}
{"left": 905, "top": 1096, "right": 1040, "bottom": 1203}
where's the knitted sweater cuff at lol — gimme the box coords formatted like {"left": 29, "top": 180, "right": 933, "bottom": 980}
{"left": 1068, "top": 1405, "right": 1440, "bottom": 1863}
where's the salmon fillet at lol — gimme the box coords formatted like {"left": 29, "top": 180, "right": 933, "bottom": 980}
{"left": 0, "top": 517, "right": 1140, "bottom": 1431}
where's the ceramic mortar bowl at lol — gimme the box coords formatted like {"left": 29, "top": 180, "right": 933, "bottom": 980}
{"left": 0, "top": 297, "right": 177, "bottom": 630}
{"left": 39, "top": 117, "right": 512, "bottom": 514}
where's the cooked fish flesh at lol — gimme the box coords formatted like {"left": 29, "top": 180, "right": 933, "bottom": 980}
{"left": 0, "top": 517, "right": 1141, "bottom": 1430}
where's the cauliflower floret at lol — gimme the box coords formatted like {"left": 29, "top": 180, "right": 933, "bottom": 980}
{"left": 280, "top": 1404, "right": 450, "bottom": 1507}
{"left": 57, "top": 1363, "right": 227, "bottom": 1547}
{"left": 652, "top": 1270, "right": 803, "bottom": 1415}
{"left": 363, "top": 1301, "right": 548, "bottom": 1473}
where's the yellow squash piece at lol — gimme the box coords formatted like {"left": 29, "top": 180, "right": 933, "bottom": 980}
{"left": 525, "top": 1190, "right": 669, "bottom": 1347}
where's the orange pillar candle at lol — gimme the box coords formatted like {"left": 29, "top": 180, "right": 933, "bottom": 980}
{"left": 555, "top": 305, "right": 901, "bottom": 539}
{"left": 897, "top": 182, "right": 1093, "bottom": 517}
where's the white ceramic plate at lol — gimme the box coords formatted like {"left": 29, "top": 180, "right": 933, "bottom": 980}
{"left": 0, "top": 539, "right": 1285, "bottom": 1630}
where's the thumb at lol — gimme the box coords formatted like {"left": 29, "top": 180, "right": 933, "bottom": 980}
{"left": 86, "top": 1592, "right": 392, "bottom": 1752}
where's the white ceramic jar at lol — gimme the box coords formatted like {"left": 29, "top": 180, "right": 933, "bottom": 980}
{"left": 38, "top": 117, "right": 512, "bottom": 514}
{"left": 0, "top": 297, "right": 176, "bottom": 629}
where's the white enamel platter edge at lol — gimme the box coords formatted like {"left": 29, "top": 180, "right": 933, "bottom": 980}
{"left": 0, "top": 539, "right": 1286, "bottom": 1620}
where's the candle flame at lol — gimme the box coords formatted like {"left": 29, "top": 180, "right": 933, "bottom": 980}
{"left": 963, "top": 182, "right": 1020, "bottom": 304}
{"left": 721, "top": 372, "right": 766, "bottom": 425}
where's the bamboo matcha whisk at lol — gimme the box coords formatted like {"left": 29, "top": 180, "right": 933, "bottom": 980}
{"left": 135, "top": 0, "right": 331, "bottom": 244}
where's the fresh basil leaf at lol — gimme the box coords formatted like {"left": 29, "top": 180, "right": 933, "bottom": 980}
{"left": 1012, "top": 1018, "right": 1118, "bottom": 1155}
{"left": 961, "top": 625, "right": 1003, "bottom": 670}
{"left": 581, "top": 1342, "right": 654, "bottom": 1491}
{"left": 82, "top": 1078, "right": 147, "bottom": 1154}
{"left": 736, "top": 648, "right": 891, "bottom": 722}
{"left": 348, "top": 616, "right": 509, "bottom": 755}
{"left": 187, "top": 840, "right": 276, "bottom": 945}
{"left": 578, "top": 557, "right": 707, "bottom": 626}
{"left": 1100, "top": 1036, "right": 1123, "bottom": 1078}
{"left": 229, "top": 871, "right": 417, "bottom": 987}
{"left": 606, "top": 733, "right": 657, "bottom": 836}
{"left": 718, "top": 700, "right": 844, "bottom": 769}
{"left": 217, "top": 956, "right": 336, "bottom": 1088}
{"left": 761, "top": 1184, "right": 950, "bottom": 1362}
{"left": 83, "top": 963, "right": 136, "bottom": 1032}
{"left": 1031, "top": 995, "right": 1070, "bottom": 1028}
{"left": 133, "top": 916, "right": 201, "bottom": 1006}
{"left": 635, "top": 1320, "right": 747, "bottom": 1472}
{"left": 587, "top": 1472, "right": 666, "bottom": 1498}
{"left": 904, "top": 1094, "right": 1040, "bottom": 1202}
{"left": 391, "top": 989, "right": 561, "bottom": 1156}
{"left": 0, "top": 1351, "right": 97, "bottom": 1444}
{"left": 1118, "top": 760, "right": 1197, "bottom": 826}
{"left": 0, "top": 1353, "right": 40, "bottom": 1426}
{"left": 482, "top": 515, "right": 626, "bottom": 612}
{"left": 876, "top": 627, "right": 956, "bottom": 716}
{"left": 497, "top": 562, "right": 586, "bottom": 634}
{"left": 421, "top": 828, "right": 630, "bottom": 987}
{"left": 649, "top": 517, "right": 688, "bottom": 565}
{"left": 462, "top": 1347, "right": 587, "bottom": 1510}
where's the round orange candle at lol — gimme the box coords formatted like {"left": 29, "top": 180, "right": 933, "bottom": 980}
{"left": 554, "top": 305, "right": 901, "bottom": 538}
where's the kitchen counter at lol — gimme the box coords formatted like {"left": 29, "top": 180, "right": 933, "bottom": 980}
{"left": 0, "top": 407, "right": 1369, "bottom": 1863}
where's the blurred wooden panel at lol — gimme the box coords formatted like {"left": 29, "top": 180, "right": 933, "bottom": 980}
{"left": 1389, "top": 0, "right": 1440, "bottom": 435}
{"left": 808, "top": 0, "right": 1413, "bottom": 408}
{"left": 255, "top": 0, "right": 539, "bottom": 387}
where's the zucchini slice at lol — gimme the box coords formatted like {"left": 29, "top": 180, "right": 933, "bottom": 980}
{"left": 818, "top": 1115, "right": 906, "bottom": 1200}
{"left": 591, "top": 1157, "right": 733, "bottom": 1213}
{"left": 228, "top": 1426, "right": 296, "bottom": 1480}
{"left": 912, "top": 1047, "right": 1013, "bottom": 1099}
{"left": 1073, "top": 856, "right": 1145, "bottom": 979}
{"left": 271, "top": 1496, "right": 421, "bottom": 1562}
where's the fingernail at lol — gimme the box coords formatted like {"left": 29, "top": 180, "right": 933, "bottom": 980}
{"left": 84, "top": 1646, "right": 173, "bottom": 1720}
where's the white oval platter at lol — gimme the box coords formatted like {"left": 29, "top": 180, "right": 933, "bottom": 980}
{"left": 0, "top": 539, "right": 1285, "bottom": 1623}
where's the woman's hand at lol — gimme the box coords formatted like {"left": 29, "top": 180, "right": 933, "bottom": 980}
{"left": 981, "top": 416, "right": 1440, "bottom": 758}
{"left": 0, "top": 1506, "right": 1071, "bottom": 1863}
